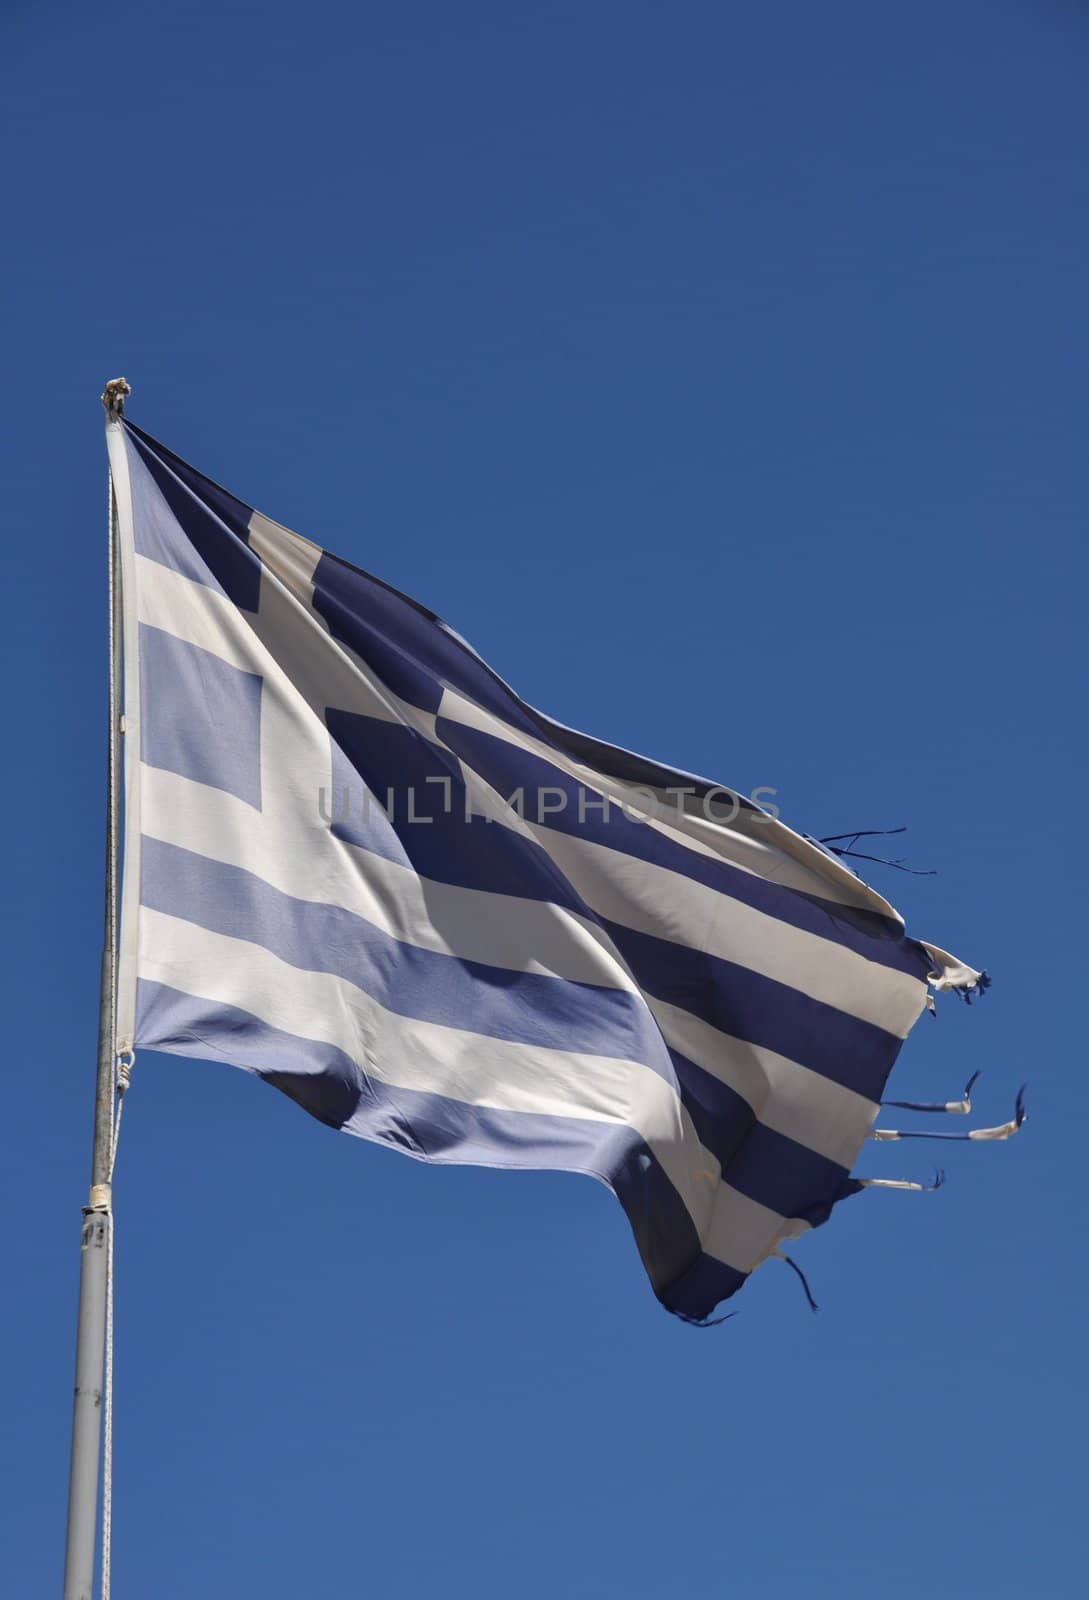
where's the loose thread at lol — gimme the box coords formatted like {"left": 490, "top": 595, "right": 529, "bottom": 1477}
{"left": 870, "top": 1087, "right": 1026, "bottom": 1144}
{"left": 774, "top": 1251, "right": 819, "bottom": 1313}
{"left": 666, "top": 1307, "right": 738, "bottom": 1329}
{"left": 814, "top": 826, "right": 936, "bottom": 876}
{"left": 952, "top": 971, "right": 992, "bottom": 1005}
{"left": 860, "top": 1169, "right": 946, "bottom": 1193}
{"left": 884, "top": 1069, "right": 982, "bottom": 1115}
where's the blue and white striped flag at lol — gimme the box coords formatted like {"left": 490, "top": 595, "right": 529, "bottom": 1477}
{"left": 107, "top": 416, "right": 985, "bottom": 1322}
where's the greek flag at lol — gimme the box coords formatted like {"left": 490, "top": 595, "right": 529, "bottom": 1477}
{"left": 107, "top": 417, "right": 984, "bottom": 1322}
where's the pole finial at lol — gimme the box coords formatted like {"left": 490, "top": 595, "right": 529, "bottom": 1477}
{"left": 101, "top": 377, "right": 131, "bottom": 418}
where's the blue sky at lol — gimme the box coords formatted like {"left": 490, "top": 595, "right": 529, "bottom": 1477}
{"left": 3, "top": 2, "right": 1087, "bottom": 1594}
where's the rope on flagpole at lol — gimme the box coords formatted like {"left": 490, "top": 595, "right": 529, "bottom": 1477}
{"left": 100, "top": 427, "right": 132, "bottom": 1600}
{"left": 101, "top": 1053, "right": 132, "bottom": 1600}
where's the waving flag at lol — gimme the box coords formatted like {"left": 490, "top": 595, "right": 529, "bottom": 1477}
{"left": 107, "top": 418, "right": 985, "bottom": 1322}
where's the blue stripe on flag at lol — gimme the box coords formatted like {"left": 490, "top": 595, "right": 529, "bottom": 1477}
{"left": 605, "top": 920, "right": 902, "bottom": 1102}
{"left": 435, "top": 717, "right": 931, "bottom": 979}
{"left": 139, "top": 837, "right": 678, "bottom": 1073}
{"left": 312, "top": 551, "right": 544, "bottom": 731}
{"left": 125, "top": 423, "right": 262, "bottom": 611}
{"left": 660, "top": 1252, "right": 749, "bottom": 1321}
{"left": 139, "top": 625, "right": 264, "bottom": 809}
{"left": 330, "top": 707, "right": 926, "bottom": 982}
{"left": 139, "top": 839, "right": 860, "bottom": 1231}
{"left": 669, "top": 1048, "right": 853, "bottom": 1219}
{"left": 326, "top": 712, "right": 590, "bottom": 916}
{"left": 133, "top": 979, "right": 731, "bottom": 1309}
{"left": 312, "top": 547, "right": 759, "bottom": 821}
{"left": 324, "top": 715, "right": 902, "bottom": 1097}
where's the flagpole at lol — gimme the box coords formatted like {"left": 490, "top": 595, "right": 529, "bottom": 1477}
{"left": 61, "top": 380, "right": 130, "bottom": 1600}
